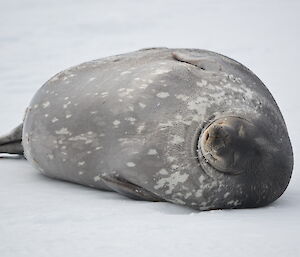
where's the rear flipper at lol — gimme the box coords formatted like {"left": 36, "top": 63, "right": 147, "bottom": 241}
{"left": 101, "top": 174, "right": 164, "bottom": 202}
{"left": 0, "top": 124, "right": 24, "bottom": 155}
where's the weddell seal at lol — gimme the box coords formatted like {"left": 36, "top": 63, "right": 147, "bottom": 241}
{"left": 0, "top": 48, "right": 294, "bottom": 210}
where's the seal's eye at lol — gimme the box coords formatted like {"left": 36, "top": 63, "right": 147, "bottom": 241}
{"left": 199, "top": 116, "right": 260, "bottom": 175}
{"left": 238, "top": 125, "right": 246, "bottom": 137}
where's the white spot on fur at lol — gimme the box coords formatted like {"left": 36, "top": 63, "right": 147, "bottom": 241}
{"left": 175, "top": 114, "right": 183, "bottom": 120}
{"left": 63, "top": 101, "right": 72, "bottom": 109}
{"left": 139, "top": 84, "right": 148, "bottom": 89}
{"left": 101, "top": 92, "right": 108, "bottom": 97}
{"left": 167, "top": 156, "right": 176, "bottom": 162}
{"left": 94, "top": 175, "right": 101, "bottom": 182}
{"left": 126, "top": 162, "right": 136, "bottom": 167}
{"left": 224, "top": 192, "right": 230, "bottom": 198}
{"left": 147, "top": 149, "right": 158, "bottom": 155}
{"left": 42, "top": 101, "right": 50, "bottom": 108}
{"left": 152, "top": 69, "right": 170, "bottom": 75}
{"left": 55, "top": 128, "right": 71, "bottom": 135}
{"left": 125, "top": 117, "right": 136, "bottom": 124}
{"left": 89, "top": 77, "right": 96, "bottom": 82}
{"left": 154, "top": 171, "right": 189, "bottom": 194}
{"left": 137, "top": 124, "right": 145, "bottom": 134}
{"left": 113, "top": 120, "right": 120, "bottom": 127}
{"left": 118, "top": 88, "right": 134, "bottom": 97}
{"left": 50, "top": 76, "right": 58, "bottom": 82}
{"left": 195, "top": 189, "right": 203, "bottom": 197}
{"left": 158, "top": 169, "right": 168, "bottom": 175}
{"left": 120, "top": 70, "right": 132, "bottom": 75}
{"left": 78, "top": 161, "right": 85, "bottom": 166}
{"left": 68, "top": 132, "right": 96, "bottom": 143}
{"left": 196, "top": 80, "right": 208, "bottom": 87}
{"left": 156, "top": 92, "right": 170, "bottom": 98}
{"left": 51, "top": 117, "right": 59, "bottom": 123}
{"left": 187, "top": 97, "right": 208, "bottom": 114}
{"left": 227, "top": 200, "right": 241, "bottom": 206}
{"left": 199, "top": 175, "right": 205, "bottom": 184}
{"left": 170, "top": 135, "right": 184, "bottom": 144}
{"left": 236, "top": 77, "right": 242, "bottom": 83}
{"left": 139, "top": 102, "right": 146, "bottom": 108}
{"left": 66, "top": 114, "right": 72, "bottom": 119}
{"left": 176, "top": 94, "right": 189, "bottom": 101}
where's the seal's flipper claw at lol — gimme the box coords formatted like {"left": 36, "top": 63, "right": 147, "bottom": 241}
{"left": 100, "top": 174, "right": 163, "bottom": 202}
{"left": 0, "top": 123, "right": 24, "bottom": 156}
{"left": 172, "top": 51, "right": 223, "bottom": 72}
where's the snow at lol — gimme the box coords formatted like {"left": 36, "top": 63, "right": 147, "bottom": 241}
{"left": 1, "top": 0, "right": 300, "bottom": 256}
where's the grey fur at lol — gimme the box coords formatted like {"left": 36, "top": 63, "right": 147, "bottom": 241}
{"left": 2, "top": 48, "right": 293, "bottom": 210}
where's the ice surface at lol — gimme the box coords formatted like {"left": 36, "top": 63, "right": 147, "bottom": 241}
{"left": 0, "top": 0, "right": 299, "bottom": 256}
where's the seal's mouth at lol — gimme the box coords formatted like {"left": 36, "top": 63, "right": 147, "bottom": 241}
{"left": 198, "top": 116, "right": 257, "bottom": 175}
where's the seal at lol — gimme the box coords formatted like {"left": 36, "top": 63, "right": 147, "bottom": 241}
{"left": 0, "top": 48, "right": 294, "bottom": 210}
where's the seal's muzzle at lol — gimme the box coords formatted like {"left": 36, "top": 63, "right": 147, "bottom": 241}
{"left": 199, "top": 116, "right": 260, "bottom": 175}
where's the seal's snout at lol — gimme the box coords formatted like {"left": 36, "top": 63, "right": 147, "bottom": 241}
{"left": 203, "top": 122, "right": 233, "bottom": 156}
{"left": 199, "top": 116, "right": 259, "bottom": 175}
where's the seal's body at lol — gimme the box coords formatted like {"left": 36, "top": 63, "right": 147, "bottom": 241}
{"left": 0, "top": 48, "right": 293, "bottom": 210}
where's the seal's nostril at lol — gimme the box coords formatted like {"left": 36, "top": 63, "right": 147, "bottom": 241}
{"left": 205, "top": 133, "right": 210, "bottom": 141}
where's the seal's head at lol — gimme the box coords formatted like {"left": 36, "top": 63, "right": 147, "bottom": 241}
{"left": 197, "top": 116, "right": 293, "bottom": 208}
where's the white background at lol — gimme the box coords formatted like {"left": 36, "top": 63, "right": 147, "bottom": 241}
{"left": 0, "top": 1, "right": 299, "bottom": 256}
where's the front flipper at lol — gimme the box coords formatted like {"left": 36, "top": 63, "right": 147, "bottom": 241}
{"left": 100, "top": 174, "right": 164, "bottom": 202}
{"left": 172, "top": 51, "right": 223, "bottom": 72}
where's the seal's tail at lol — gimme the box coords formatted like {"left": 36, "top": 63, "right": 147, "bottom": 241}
{"left": 0, "top": 124, "right": 24, "bottom": 156}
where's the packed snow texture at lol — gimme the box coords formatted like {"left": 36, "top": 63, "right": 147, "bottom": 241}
{"left": 0, "top": 0, "right": 299, "bottom": 256}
